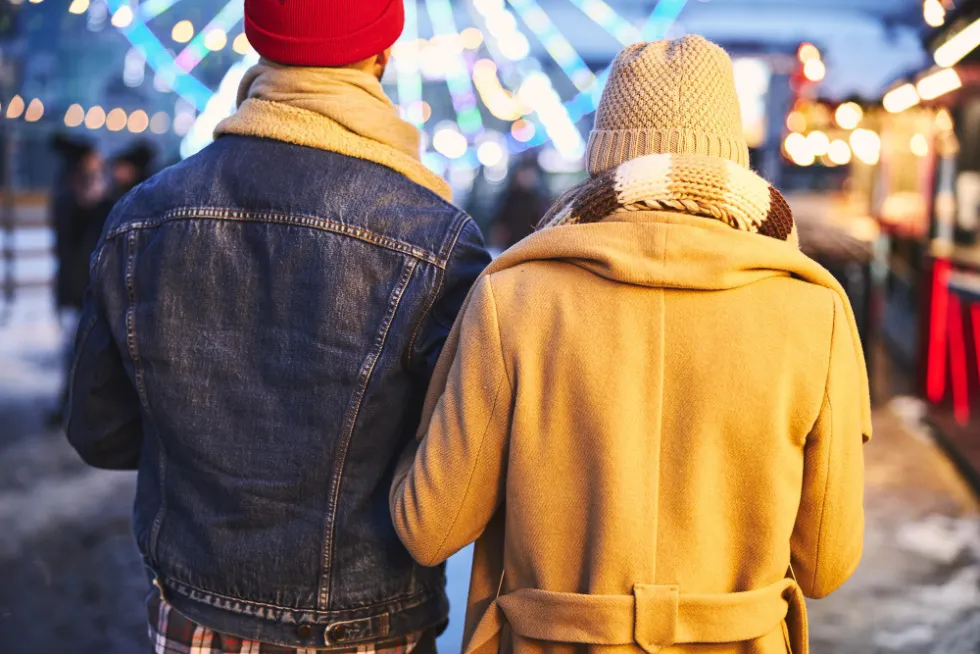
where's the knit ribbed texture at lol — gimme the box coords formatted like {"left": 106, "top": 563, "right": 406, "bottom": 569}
{"left": 587, "top": 36, "right": 750, "bottom": 176}
{"left": 245, "top": 0, "right": 404, "bottom": 68}
{"left": 542, "top": 152, "right": 797, "bottom": 244}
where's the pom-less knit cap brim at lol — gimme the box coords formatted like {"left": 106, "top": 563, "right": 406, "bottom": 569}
{"left": 587, "top": 36, "right": 750, "bottom": 176}
{"left": 245, "top": 0, "right": 404, "bottom": 68}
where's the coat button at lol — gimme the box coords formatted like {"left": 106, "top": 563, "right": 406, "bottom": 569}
{"left": 328, "top": 624, "right": 349, "bottom": 642}
{"left": 296, "top": 624, "right": 313, "bottom": 639}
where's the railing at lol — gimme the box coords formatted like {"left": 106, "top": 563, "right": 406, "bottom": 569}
{"left": 0, "top": 191, "right": 52, "bottom": 326}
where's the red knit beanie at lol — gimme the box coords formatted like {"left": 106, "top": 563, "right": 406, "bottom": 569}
{"left": 244, "top": 0, "right": 405, "bottom": 68}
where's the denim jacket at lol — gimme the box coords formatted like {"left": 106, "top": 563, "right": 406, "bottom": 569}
{"left": 66, "top": 135, "right": 490, "bottom": 648}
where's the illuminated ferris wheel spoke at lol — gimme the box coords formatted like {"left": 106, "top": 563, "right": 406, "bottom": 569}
{"left": 395, "top": 0, "right": 423, "bottom": 128}
{"left": 565, "top": 0, "right": 641, "bottom": 46}
{"left": 506, "top": 0, "right": 596, "bottom": 93}
{"left": 560, "top": 0, "right": 690, "bottom": 122}
{"left": 643, "top": 0, "right": 689, "bottom": 40}
{"left": 105, "top": 0, "right": 214, "bottom": 111}
{"left": 173, "top": 0, "right": 244, "bottom": 73}
{"left": 139, "top": 0, "right": 186, "bottom": 22}
{"left": 424, "top": 0, "right": 484, "bottom": 137}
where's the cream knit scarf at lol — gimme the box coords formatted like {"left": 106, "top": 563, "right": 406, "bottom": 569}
{"left": 215, "top": 61, "right": 453, "bottom": 202}
{"left": 541, "top": 152, "right": 798, "bottom": 245}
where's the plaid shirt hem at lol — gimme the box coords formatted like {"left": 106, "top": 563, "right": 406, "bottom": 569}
{"left": 148, "top": 593, "right": 424, "bottom": 654}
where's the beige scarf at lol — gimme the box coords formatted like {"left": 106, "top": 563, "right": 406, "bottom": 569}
{"left": 215, "top": 61, "right": 453, "bottom": 202}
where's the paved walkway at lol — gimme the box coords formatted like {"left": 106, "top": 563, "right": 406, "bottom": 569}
{"left": 1, "top": 292, "right": 978, "bottom": 653}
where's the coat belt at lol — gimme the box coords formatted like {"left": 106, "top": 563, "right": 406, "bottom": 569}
{"left": 465, "top": 577, "right": 807, "bottom": 654}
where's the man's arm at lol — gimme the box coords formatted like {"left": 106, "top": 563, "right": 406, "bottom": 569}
{"left": 65, "top": 245, "right": 143, "bottom": 470}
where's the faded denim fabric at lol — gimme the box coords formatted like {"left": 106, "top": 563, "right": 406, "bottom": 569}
{"left": 66, "top": 135, "right": 490, "bottom": 648}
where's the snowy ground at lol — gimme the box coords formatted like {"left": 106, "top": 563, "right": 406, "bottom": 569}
{"left": 1, "top": 290, "right": 979, "bottom": 653}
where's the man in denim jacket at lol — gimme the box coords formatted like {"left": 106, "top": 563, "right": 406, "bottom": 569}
{"left": 66, "top": 0, "right": 490, "bottom": 651}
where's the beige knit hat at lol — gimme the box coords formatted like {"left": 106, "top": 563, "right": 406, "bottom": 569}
{"left": 587, "top": 35, "right": 749, "bottom": 176}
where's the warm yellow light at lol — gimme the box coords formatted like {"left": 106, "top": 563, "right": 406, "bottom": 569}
{"left": 24, "top": 98, "right": 43, "bottom": 122}
{"left": 924, "top": 0, "right": 946, "bottom": 28}
{"left": 64, "top": 104, "right": 85, "bottom": 128}
{"left": 68, "top": 0, "right": 89, "bottom": 14}
{"left": 910, "top": 133, "right": 929, "bottom": 157}
{"left": 936, "top": 107, "right": 954, "bottom": 131}
{"left": 106, "top": 108, "right": 127, "bottom": 132}
{"left": 850, "top": 128, "right": 881, "bottom": 165}
{"left": 916, "top": 67, "right": 962, "bottom": 100}
{"left": 785, "top": 110, "right": 807, "bottom": 133}
{"left": 150, "top": 111, "right": 171, "bottom": 134}
{"left": 432, "top": 128, "right": 467, "bottom": 159}
{"left": 84, "top": 105, "right": 106, "bottom": 130}
{"left": 935, "top": 17, "right": 980, "bottom": 68}
{"left": 834, "top": 102, "right": 863, "bottom": 130}
{"left": 232, "top": 33, "right": 251, "bottom": 55}
{"left": 127, "top": 109, "right": 149, "bottom": 134}
{"left": 803, "top": 59, "right": 826, "bottom": 82}
{"left": 204, "top": 29, "right": 228, "bottom": 51}
{"left": 790, "top": 147, "right": 815, "bottom": 167}
{"left": 828, "top": 139, "right": 852, "bottom": 165}
{"left": 798, "top": 43, "right": 820, "bottom": 63}
{"left": 806, "top": 130, "right": 830, "bottom": 156}
{"left": 5, "top": 95, "right": 24, "bottom": 119}
{"left": 883, "top": 83, "right": 920, "bottom": 113}
{"left": 111, "top": 5, "right": 133, "bottom": 28}
{"left": 171, "top": 20, "right": 194, "bottom": 44}
{"left": 461, "top": 27, "right": 484, "bottom": 50}
{"left": 28, "top": 0, "right": 43, "bottom": 5}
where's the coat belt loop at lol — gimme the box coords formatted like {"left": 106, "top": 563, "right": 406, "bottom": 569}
{"left": 632, "top": 584, "right": 680, "bottom": 653}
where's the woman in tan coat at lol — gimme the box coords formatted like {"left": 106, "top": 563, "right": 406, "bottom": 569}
{"left": 391, "top": 36, "right": 870, "bottom": 654}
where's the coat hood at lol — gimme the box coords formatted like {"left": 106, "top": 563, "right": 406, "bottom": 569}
{"left": 494, "top": 210, "right": 816, "bottom": 291}
{"left": 484, "top": 209, "right": 872, "bottom": 441}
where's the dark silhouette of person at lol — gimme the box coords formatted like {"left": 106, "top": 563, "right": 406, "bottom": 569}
{"left": 489, "top": 157, "right": 550, "bottom": 249}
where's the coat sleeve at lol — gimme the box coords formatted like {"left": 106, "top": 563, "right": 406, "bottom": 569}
{"left": 790, "top": 293, "right": 866, "bottom": 599}
{"left": 65, "top": 245, "right": 144, "bottom": 471}
{"left": 391, "top": 275, "right": 512, "bottom": 567}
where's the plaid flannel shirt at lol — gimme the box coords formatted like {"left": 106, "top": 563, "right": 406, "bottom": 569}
{"left": 148, "top": 594, "right": 425, "bottom": 654}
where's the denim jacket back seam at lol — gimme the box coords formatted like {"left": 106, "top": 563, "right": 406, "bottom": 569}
{"left": 319, "top": 256, "right": 420, "bottom": 611}
{"left": 123, "top": 230, "right": 167, "bottom": 564}
{"left": 104, "top": 208, "right": 449, "bottom": 269}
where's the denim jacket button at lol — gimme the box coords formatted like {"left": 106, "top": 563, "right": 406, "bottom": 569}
{"left": 296, "top": 624, "right": 313, "bottom": 639}
{"left": 328, "top": 624, "right": 350, "bottom": 642}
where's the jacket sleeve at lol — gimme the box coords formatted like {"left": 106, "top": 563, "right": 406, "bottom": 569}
{"left": 791, "top": 293, "right": 866, "bottom": 599}
{"left": 65, "top": 246, "right": 143, "bottom": 471}
{"left": 411, "top": 217, "right": 491, "bottom": 380}
{"left": 392, "top": 275, "right": 512, "bottom": 567}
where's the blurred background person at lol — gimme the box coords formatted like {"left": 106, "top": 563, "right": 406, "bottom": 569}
{"left": 109, "top": 141, "right": 156, "bottom": 203}
{"left": 47, "top": 134, "right": 110, "bottom": 426}
{"left": 488, "top": 156, "right": 550, "bottom": 249}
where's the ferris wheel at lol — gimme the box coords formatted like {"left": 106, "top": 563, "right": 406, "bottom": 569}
{"left": 104, "top": 0, "right": 690, "bottom": 164}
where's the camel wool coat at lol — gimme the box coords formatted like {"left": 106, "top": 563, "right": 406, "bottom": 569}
{"left": 391, "top": 210, "right": 870, "bottom": 654}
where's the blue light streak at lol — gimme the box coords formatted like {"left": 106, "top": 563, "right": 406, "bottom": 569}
{"left": 395, "top": 0, "right": 424, "bottom": 128}
{"left": 105, "top": 0, "right": 213, "bottom": 111}
{"left": 424, "top": 0, "right": 484, "bottom": 137}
